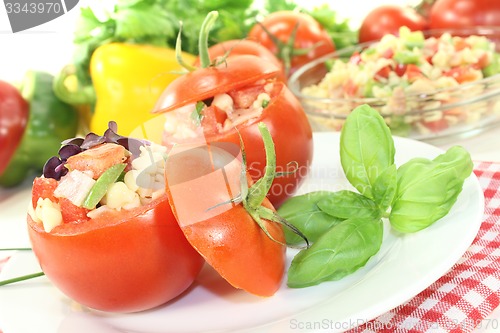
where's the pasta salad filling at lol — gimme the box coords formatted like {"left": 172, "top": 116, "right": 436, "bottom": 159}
{"left": 301, "top": 26, "right": 500, "bottom": 135}
{"left": 28, "top": 122, "right": 167, "bottom": 232}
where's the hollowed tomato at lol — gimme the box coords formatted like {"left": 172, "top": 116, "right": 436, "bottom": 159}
{"left": 27, "top": 192, "right": 204, "bottom": 313}
{"left": 153, "top": 55, "right": 313, "bottom": 207}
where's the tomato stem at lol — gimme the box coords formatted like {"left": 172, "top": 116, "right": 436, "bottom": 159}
{"left": 257, "top": 206, "right": 309, "bottom": 249}
{"left": 175, "top": 22, "right": 197, "bottom": 72}
{"left": 248, "top": 210, "right": 286, "bottom": 246}
{"left": 245, "top": 123, "right": 276, "bottom": 209}
{"left": 213, "top": 40, "right": 244, "bottom": 67}
{"left": 198, "top": 11, "right": 219, "bottom": 68}
{"left": 275, "top": 161, "right": 299, "bottom": 178}
{"left": 256, "top": 20, "right": 322, "bottom": 77}
{"left": 236, "top": 129, "right": 250, "bottom": 202}
{"left": 241, "top": 122, "right": 309, "bottom": 248}
{"left": 0, "top": 272, "right": 45, "bottom": 286}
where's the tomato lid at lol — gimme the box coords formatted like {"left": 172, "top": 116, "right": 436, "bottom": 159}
{"left": 152, "top": 55, "right": 280, "bottom": 114}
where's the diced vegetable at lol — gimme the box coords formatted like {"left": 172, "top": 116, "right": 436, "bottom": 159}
{"left": 83, "top": 163, "right": 127, "bottom": 209}
{"left": 54, "top": 170, "right": 96, "bottom": 207}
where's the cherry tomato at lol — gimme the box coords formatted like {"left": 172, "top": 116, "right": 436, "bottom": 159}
{"left": 154, "top": 55, "right": 313, "bottom": 207}
{"left": 0, "top": 80, "right": 29, "bottom": 175}
{"left": 194, "top": 39, "right": 286, "bottom": 82}
{"left": 165, "top": 141, "right": 286, "bottom": 296}
{"left": 28, "top": 183, "right": 204, "bottom": 312}
{"left": 248, "top": 11, "right": 336, "bottom": 76}
{"left": 359, "top": 5, "right": 428, "bottom": 43}
{"left": 429, "top": 0, "right": 500, "bottom": 29}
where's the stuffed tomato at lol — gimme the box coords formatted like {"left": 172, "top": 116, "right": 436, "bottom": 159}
{"left": 154, "top": 55, "right": 313, "bottom": 207}
{"left": 27, "top": 122, "right": 204, "bottom": 313}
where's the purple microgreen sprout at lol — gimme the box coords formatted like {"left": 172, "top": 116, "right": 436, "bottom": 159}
{"left": 42, "top": 121, "right": 150, "bottom": 180}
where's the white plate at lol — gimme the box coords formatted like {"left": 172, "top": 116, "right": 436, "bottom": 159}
{"left": 0, "top": 133, "right": 484, "bottom": 333}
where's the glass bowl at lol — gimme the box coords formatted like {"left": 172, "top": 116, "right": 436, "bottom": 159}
{"left": 288, "top": 27, "right": 500, "bottom": 142}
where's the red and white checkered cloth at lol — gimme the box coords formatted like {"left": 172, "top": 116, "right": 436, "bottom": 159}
{"left": 0, "top": 161, "right": 499, "bottom": 333}
{"left": 349, "top": 161, "right": 500, "bottom": 333}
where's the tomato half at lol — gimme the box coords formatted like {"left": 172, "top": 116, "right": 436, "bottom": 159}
{"left": 0, "top": 80, "right": 29, "bottom": 175}
{"left": 248, "top": 11, "right": 336, "bottom": 76}
{"left": 28, "top": 189, "right": 204, "bottom": 313}
{"left": 153, "top": 55, "right": 313, "bottom": 207}
{"left": 429, "top": 0, "right": 500, "bottom": 29}
{"left": 194, "top": 39, "right": 287, "bottom": 82}
{"left": 358, "top": 5, "right": 428, "bottom": 43}
{"left": 165, "top": 142, "right": 286, "bottom": 297}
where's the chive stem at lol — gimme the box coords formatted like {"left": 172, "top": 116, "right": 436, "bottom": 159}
{"left": 0, "top": 272, "right": 45, "bottom": 286}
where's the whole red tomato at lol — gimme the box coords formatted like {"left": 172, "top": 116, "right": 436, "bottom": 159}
{"left": 153, "top": 55, "right": 313, "bottom": 207}
{"left": 28, "top": 180, "right": 204, "bottom": 313}
{"left": 194, "top": 39, "right": 286, "bottom": 82}
{"left": 248, "top": 11, "right": 336, "bottom": 77}
{"left": 165, "top": 139, "right": 286, "bottom": 296}
{"left": 359, "top": 5, "right": 428, "bottom": 43}
{"left": 429, "top": 0, "right": 500, "bottom": 29}
{"left": 0, "top": 80, "right": 29, "bottom": 175}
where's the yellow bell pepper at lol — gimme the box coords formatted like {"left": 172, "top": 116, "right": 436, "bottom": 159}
{"left": 89, "top": 43, "right": 195, "bottom": 135}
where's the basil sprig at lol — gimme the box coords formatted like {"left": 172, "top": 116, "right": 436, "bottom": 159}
{"left": 281, "top": 104, "right": 473, "bottom": 288}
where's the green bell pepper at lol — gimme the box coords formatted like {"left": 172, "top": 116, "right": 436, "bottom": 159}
{"left": 0, "top": 71, "right": 79, "bottom": 187}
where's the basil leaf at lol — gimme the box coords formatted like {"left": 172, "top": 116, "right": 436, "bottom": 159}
{"left": 278, "top": 191, "right": 342, "bottom": 245}
{"left": 317, "top": 190, "right": 381, "bottom": 220}
{"left": 372, "top": 164, "right": 397, "bottom": 213}
{"left": 390, "top": 146, "right": 473, "bottom": 233}
{"left": 287, "top": 218, "right": 383, "bottom": 288}
{"left": 340, "top": 104, "right": 395, "bottom": 199}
